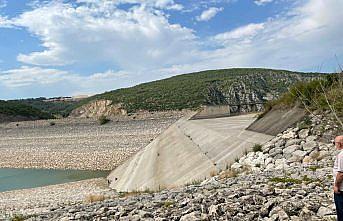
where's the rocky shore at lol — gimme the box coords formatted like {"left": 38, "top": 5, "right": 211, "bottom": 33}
{"left": 0, "top": 116, "right": 180, "bottom": 170}
{"left": 1, "top": 112, "right": 341, "bottom": 220}
{"left": 0, "top": 113, "right": 338, "bottom": 220}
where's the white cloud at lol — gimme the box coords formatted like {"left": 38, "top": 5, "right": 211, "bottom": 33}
{"left": 200, "top": 0, "right": 343, "bottom": 71}
{"left": 5, "top": 1, "right": 194, "bottom": 69}
{"left": 213, "top": 23, "right": 265, "bottom": 43}
{"left": 254, "top": 0, "right": 274, "bottom": 6}
{"left": 76, "top": 0, "right": 183, "bottom": 10}
{"left": 0, "top": 15, "right": 13, "bottom": 28}
{"left": 1, "top": 0, "right": 343, "bottom": 99}
{"left": 0, "top": 66, "right": 71, "bottom": 87}
{"left": 0, "top": 66, "right": 134, "bottom": 98}
{"left": 196, "top": 7, "right": 223, "bottom": 22}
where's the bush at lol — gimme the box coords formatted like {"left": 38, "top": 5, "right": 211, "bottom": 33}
{"left": 49, "top": 121, "right": 56, "bottom": 126}
{"left": 11, "top": 214, "right": 25, "bottom": 221}
{"left": 252, "top": 144, "right": 263, "bottom": 152}
{"left": 98, "top": 116, "right": 110, "bottom": 125}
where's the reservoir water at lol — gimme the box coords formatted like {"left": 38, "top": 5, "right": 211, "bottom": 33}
{"left": 0, "top": 168, "right": 109, "bottom": 192}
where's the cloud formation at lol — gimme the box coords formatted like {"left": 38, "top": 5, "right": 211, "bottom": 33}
{"left": 7, "top": 1, "right": 197, "bottom": 70}
{"left": 196, "top": 7, "right": 223, "bottom": 22}
{"left": 0, "top": 0, "right": 342, "bottom": 99}
{"left": 254, "top": 0, "right": 274, "bottom": 6}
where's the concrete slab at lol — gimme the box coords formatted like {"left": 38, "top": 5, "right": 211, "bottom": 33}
{"left": 108, "top": 114, "right": 273, "bottom": 192}
{"left": 247, "top": 107, "right": 306, "bottom": 136}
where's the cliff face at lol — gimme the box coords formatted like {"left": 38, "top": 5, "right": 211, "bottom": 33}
{"left": 70, "top": 100, "right": 127, "bottom": 118}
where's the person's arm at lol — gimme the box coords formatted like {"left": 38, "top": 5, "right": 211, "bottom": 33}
{"left": 335, "top": 172, "right": 343, "bottom": 193}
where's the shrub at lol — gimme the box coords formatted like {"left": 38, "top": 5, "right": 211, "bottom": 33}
{"left": 49, "top": 121, "right": 56, "bottom": 126}
{"left": 11, "top": 214, "right": 25, "bottom": 221}
{"left": 98, "top": 116, "right": 110, "bottom": 125}
{"left": 164, "top": 201, "right": 175, "bottom": 208}
{"left": 252, "top": 144, "right": 263, "bottom": 152}
{"left": 269, "top": 177, "right": 302, "bottom": 184}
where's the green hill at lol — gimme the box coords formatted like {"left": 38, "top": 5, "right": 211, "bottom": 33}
{"left": 0, "top": 100, "right": 53, "bottom": 122}
{"left": 15, "top": 97, "right": 78, "bottom": 117}
{"left": 76, "top": 68, "right": 324, "bottom": 113}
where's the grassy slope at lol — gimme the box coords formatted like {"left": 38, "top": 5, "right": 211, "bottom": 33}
{"left": 15, "top": 98, "right": 77, "bottom": 117}
{"left": 0, "top": 100, "right": 53, "bottom": 120}
{"left": 268, "top": 73, "right": 343, "bottom": 117}
{"left": 77, "top": 68, "right": 323, "bottom": 113}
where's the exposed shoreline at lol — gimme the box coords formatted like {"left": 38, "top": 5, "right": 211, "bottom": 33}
{"left": 0, "top": 178, "right": 116, "bottom": 219}
{"left": 0, "top": 114, "right": 184, "bottom": 218}
{"left": 0, "top": 115, "right": 181, "bottom": 170}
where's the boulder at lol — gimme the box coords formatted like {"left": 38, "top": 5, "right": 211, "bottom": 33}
{"left": 317, "top": 206, "right": 333, "bottom": 216}
{"left": 289, "top": 150, "right": 307, "bottom": 162}
{"left": 302, "top": 141, "right": 318, "bottom": 152}
{"left": 283, "top": 145, "right": 301, "bottom": 155}
{"left": 298, "top": 129, "right": 310, "bottom": 139}
{"left": 282, "top": 131, "right": 297, "bottom": 139}
{"left": 285, "top": 139, "right": 302, "bottom": 148}
{"left": 302, "top": 156, "right": 314, "bottom": 164}
{"left": 306, "top": 136, "right": 317, "bottom": 142}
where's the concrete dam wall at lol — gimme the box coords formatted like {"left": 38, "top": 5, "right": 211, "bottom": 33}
{"left": 107, "top": 113, "right": 273, "bottom": 192}
{"left": 190, "top": 105, "right": 231, "bottom": 120}
{"left": 247, "top": 107, "right": 306, "bottom": 136}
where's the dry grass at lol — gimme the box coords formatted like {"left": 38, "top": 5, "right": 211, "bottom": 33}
{"left": 210, "top": 170, "right": 218, "bottom": 177}
{"left": 219, "top": 169, "right": 238, "bottom": 179}
{"left": 84, "top": 194, "right": 106, "bottom": 203}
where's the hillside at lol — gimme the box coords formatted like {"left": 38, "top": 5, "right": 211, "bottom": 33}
{"left": 264, "top": 72, "right": 343, "bottom": 133}
{"left": 74, "top": 68, "right": 323, "bottom": 115}
{"left": 15, "top": 97, "right": 78, "bottom": 117}
{"left": 0, "top": 100, "right": 53, "bottom": 123}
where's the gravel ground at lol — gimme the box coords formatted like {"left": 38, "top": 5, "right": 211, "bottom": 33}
{"left": 0, "top": 116, "right": 180, "bottom": 170}
{"left": 0, "top": 178, "right": 116, "bottom": 219}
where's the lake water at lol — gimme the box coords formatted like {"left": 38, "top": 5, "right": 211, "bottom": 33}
{"left": 0, "top": 168, "right": 109, "bottom": 192}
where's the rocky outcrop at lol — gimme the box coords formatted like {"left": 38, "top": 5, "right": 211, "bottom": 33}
{"left": 224, "top": 81, "right": 265, "bottom": 113}
{"left": 70, "top": 100, "right": 127, "bottom": 118}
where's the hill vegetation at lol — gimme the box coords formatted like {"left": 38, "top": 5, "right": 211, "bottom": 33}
{"left": 77, "top": 68, "right": 323, "bottom": 113}
{"left": 265, "top": 72, "right": 343, "bottom": 130}
{"left": 0, "top": 100, "right": 52, "bottom": 121}
{"left": 15, "top": 97, "right": 78, "bottom": 117}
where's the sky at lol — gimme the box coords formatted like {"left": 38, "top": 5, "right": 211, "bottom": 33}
{"left": 0, "top": 0, "right": 342, "bottom": 99}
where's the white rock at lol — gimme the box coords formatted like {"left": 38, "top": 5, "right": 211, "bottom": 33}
{"left": 231, "top": 162, "right": 242, "bottom": 171}
{"left": 283, "top": 145, "right": 301, "bottom": 155}
{"left": 302, "top": 141, "right": 318, "bottom": 152}
{"left": 306, "top": 136, "right": 317, "bottom": 142}
{"left": 298, "top": 129, "right": 309, "bottom": 139}
{"left": 282, "top": 131, "right": 297, "bottom": 139}
{"left": 247, "top": 152, "right": 255, "bottom": 158}
{"left": 265, "top": 157, "right": 273, "bottom": 165}
{"left": 317, "top": 206, "right": 333, "bottom": 216}
{"left": 265, "top": 163, "right": 275, "bottom": 171}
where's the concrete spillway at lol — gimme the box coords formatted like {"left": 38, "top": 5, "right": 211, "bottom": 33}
{"left": 108, "top": 114, "right": 273, "bottom": 192}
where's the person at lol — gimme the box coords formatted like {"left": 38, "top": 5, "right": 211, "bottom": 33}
{"left": 334, "top": 135, "right": 343, "bottom": 221}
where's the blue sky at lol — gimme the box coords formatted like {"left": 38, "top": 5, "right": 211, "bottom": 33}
{"left": 0, "top": 0, "right": 342, "bottom": 99}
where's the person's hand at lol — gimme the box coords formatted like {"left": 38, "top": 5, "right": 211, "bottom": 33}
{"left": 334, "top": 186, "right": 341, "bottom": 194}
